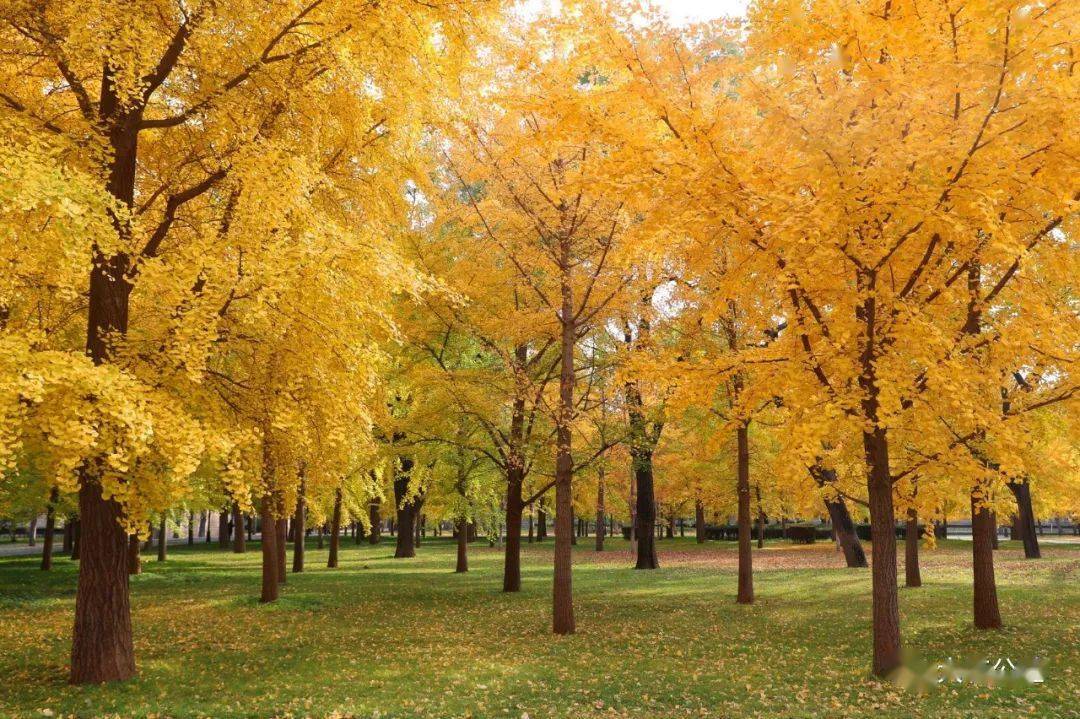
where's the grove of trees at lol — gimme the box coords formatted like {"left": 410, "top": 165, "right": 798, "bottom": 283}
{"left": 1, "top": 0, "right": 1076, "bottom": 685}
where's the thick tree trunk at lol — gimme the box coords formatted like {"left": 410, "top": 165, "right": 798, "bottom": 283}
{"left": 187, "top": 512, "right": 194, "bottom": 546}
{"left": 217, "top": 511, "right": 229, "bottom": 549}
{"left": 260, "top": 496, "right": 278, "bottom": 603}
{"left": 232, "top": 503, "right": 245, "bottom": 553}
{"left": 156, "top": 517, "right": 167, "bottom": 562}
{"left": 394, "top": 458, "right": 417, "bottom": 558}
{"left": 292, "top": 475, "right": 305, "bottom": 573}
{"left": 503, "top": 467, "right": 523, "bottom": 591}
{"left": 69, "top": 478, "right": 135, "bottom": 684}
{"left": 971, "top": 490, "right": 1002, "bottom": 629}
{"left": 27, "top": 516, "right": 37, "bottom": 546}
{"left": 328, "top": 487, "right": 342, "bottom": 568}
{"left": 456, "top": 518, "right": 469, "bottom": 573}
{"left": 736, "top": 424, "right": 753, "bottom": 604}
{"left": 41, "top": 489, "right": 59, "bottom": 571}
{"left": 904, "top": 508, "right": 921, "bottom": 588}
{"left": 633, "top": 457, "right": 659, "bottom": 569}
{"left": 1007, "top": 480, "right": 1040, "bottom": 559}
{"left": 127, "top": 534, "right": 141, "bottom": 575}
{"left": 864, "top": 428, "right": 901, "bottom": 677}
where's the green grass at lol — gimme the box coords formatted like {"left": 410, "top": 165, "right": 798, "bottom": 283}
{"left": 1, "top": 536, "right": 1077, "bottom": 718}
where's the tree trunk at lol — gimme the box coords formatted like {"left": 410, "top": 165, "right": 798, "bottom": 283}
{"left": 595, "top": 468, "right": 606, "bottom": 552}
{"left": 394, "top": 458, "right": 417, "bottom": 558}
{"left": 736, "top": 423, "right": 753, "bottom": 604}
{"left": 69, "top": 478, "right": 135, "bottom": 683}
{"left": 187, "top": 512, "right": 194, "bottom": 546}
{"left": 292, "top": 474, "right": 305, "bottom": 573}
{"left": 864, "top": 428, "right": 901, "bottom": 677}
{"left": 127, "top": 534, "right": 141, "bottom": 575}
{"left": 328, "top": 487, "right": 342, "bottom": 568}
{"left": 275, "top": 517, "right": 287, "bottom": 584}
{"left": 63, "top": 519, "right": 73, "bottom": 554}
{"left": 528, "top": 510, "right": 534, "bottom": 543}
{"left": 232, "top": 503, "right": 245, "bottom": 553}
{"left": 755, "top": 485, "right": 766, "bottom": 549}
{"left": 823, "top": 497, "right": 868, "bottom": 568}
{"left": 260, "top": 496, "right": 278, "bottom": 603}
{"left": 41, "top": 488, "right": 59, "bottom": 571}
{"left": 537, "top": 498, "right": 547, "bottom": 541}
{"left": 503, "top": 467, "right": 523, "bottom": 591}
{"left": 456, "top": 518, "right": 469, "bottom": 573}
{"left": 904, "top": 508, "right": 921, "bottom": 588}
{"left": 203, "top": 511, "right": 211, "bottom": 544}
{"left": 971, "top": 490, "right": 1002, "bottom": 629}
{"left": 156, "top": 517, "right": 167, "bottom": 562}
{"left": 990, "top": 511, "right": 999, "bottom": 550}
{"left": 633, "top": 456, "right": 659, "bottom": 569}
{"left": 1007, "top": 480, "right": 1040, "bottom": 559}
{"left": 552, "top": 267, "right": 576, "bottom": 636}
{"left": 695, "top": 499, "right": 706, "bottom": 544}
{"left": 217, "top": 510, "right": 229, "bottom": 549}
{"left": 570, "top": 506, "right": 577, "bottom": 546}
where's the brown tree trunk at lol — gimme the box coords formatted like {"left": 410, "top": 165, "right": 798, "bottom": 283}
{"left": 328, "top": 487, "right": 342, "bottom": 568}
{"left": 127, "top": 534, "right": 141, "bottom": 575}
{"left": 633, "top": 457, "right": 659, "bottom": 569}
{"left": 864, "top": 427, "right": 901, "bottom": 677}
{"left": 69, "top": 478, "right": 135, "bottom": 684}
{"left": 292, "top": 474, "right": 305, "bottom": 573}
{"left": 971, "top": 489, "right": 1002, "bottom": 629}
{"left": 595, "top": 467, "right": 606, "bottom": 552}
{"left": 695, "top": 499, "right": 706, "bottom": 544}
{"left": 275, "top": 517, "right": 287, "bottom": 584}
{"left": 736, "top": 423, "right": 753, "bottom": 604}
{"left": 456, "top": 518, "right": 469, "bottom": 573}
{"left": 156, "top": 517, "right": 167, "bottom": 562}
{"left": 41, "top": 488, "right": 59, "bottom": 571}
{"left": 537, "top": 499, "right": 547, "bottom": 541}
{"left": 823, "top": 497, "right": 868, "bottom": 568}
{"left": 904, "top": 508, "right": 921, "bottom": 588}
{"left": 260, "top": 496, "right": 278, "bottom": 603}
{"left": 187, "top": 512, "right": 194, "bottom": 546}
{"left": 217, "top": 510, "right": 229, "bottom": 549}
{"left": 552, "top": 266, "right": 576, "bottom": 636}
{"left": 989, "top": 511, "right": 999, "bottom": 550}
{"left": 394, "top": 458, "right": 417, "bottom": 558}
{"left": 503, "top": 466, "right": 523, "bottom": 591}
{"left": 232, "top": 503, "right": 245, "bottom": 553}
{"left": 1007, "top": 480, "right": 1041, "bottom": 559}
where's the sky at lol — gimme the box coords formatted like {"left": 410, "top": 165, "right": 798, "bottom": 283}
{"left": 652, "top": 0, "right": 748, "bottom": 22}
{"left": 519, "top": 0, "right": 749, "bottom": 23}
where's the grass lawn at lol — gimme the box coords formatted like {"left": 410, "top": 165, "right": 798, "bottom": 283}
{"left": 1, "top": 535, "right": 1077, "bottom": 718}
